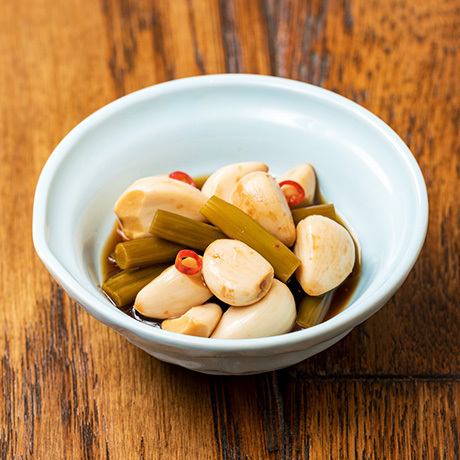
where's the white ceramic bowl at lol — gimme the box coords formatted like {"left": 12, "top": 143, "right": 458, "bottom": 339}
{"left": 33, "top": 74, "right": 428, "bottom": 375}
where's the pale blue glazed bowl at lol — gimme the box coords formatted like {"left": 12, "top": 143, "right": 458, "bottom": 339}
{"left": 33, "top": 75, "right": 428, "bottom": 375}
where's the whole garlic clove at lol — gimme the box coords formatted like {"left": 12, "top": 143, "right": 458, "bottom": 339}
{"left": 294, "top": 215, "right": 355, "bottom": 296}
{"left": 115, "top": 176, "right": 208, "bottom": 239}
{"left": 201, "top": 162, "right": 268, "bottom": 201}
{"left": 202, "top": 239, "right": 274, "bottom": 306}
{"left": 211, "top": 280, "right": 296, "bottom": 339}
{"left": 134, "top": 264, "right": 212, "bottom": 319}
{"left": 279, "top": 164, "right": 316, "bottom": 205}
{"left": 231, "top": 171, "right": 296, "bottom": 246}
{"left": 161, "top": 303, "right": 223, "bottom": 337}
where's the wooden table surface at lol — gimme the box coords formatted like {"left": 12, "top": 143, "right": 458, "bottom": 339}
{"left": 1, "top": 0, "right": 459, "bottom": 458}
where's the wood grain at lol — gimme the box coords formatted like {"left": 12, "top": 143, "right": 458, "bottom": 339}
{"left": 0, "top": 0, "right": 459, "bottom": 458}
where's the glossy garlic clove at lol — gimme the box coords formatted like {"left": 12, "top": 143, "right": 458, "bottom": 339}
{"left": 231, "top": 171, "right": 296, "bottom": 246}
{"left": 134, "top": 264, "right": 212, "bottom": 319}
{"left": 161, "top": 303, "right": 223, "bottom": 337}
{"left": 201, "top": 162, "right": 268, "bottom": 201}
{"left": 279, "top": 164, "right": 317, "bottom": 205}
{"left": 115, "top": 176, "right": 208, "bottom": 239}
{"left": 202, "top": 239, "right": 274, "bottom": 306}
{"left": 294, "top": 215, "right": 355, "bottom": 296}
{"left": 211, "top": 279, "right": 296, "bottom": 339}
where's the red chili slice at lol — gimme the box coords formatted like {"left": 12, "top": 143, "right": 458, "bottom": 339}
{"left": 279, "top": 180, "right": 305, "bottom": 208}
{"left": 169, "top": 170, "right": 196, "bottom": 187}
{"left": 175, "top": 249, "right": 202, "bottom": 275}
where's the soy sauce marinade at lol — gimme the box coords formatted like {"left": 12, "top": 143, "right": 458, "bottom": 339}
{"left": 101, "top": 176, "right": 361, "bottom": 329}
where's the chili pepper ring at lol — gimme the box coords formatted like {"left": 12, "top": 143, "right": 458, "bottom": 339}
{"left": 175, "top": 249, "right": 203, "bottom": 275}
{"left": 169, "top": 170, "right": 197, "bottom": 187}
{"left": 279, "top": 180, "right": 305, "bottom": 208}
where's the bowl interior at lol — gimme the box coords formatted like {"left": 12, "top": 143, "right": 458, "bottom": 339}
{"left": 39, "top": 77, "right": 423, "bottom": 335}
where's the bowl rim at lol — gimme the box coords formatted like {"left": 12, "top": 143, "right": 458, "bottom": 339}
{"left": 32, "top": 74, "right": 429, "bottom": 352}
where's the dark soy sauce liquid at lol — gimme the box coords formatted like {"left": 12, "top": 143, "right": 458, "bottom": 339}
{"left": 101, "top": 185, "right": 361, "bottom": 329}
{"left": 101, "top": 224, "right": 124, "bottom": 280}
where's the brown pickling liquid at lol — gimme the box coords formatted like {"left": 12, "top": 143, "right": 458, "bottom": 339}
{"left": 100, "top": 182, "right": 361, "bottom": 329}
{"left": 101, "top": 224, "right": 124, "bottom": 281}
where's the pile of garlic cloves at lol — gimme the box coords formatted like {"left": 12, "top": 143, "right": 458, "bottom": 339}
{"left": 106, "top": 162, "right": 357, "bottom": 339}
